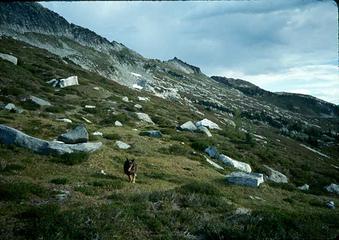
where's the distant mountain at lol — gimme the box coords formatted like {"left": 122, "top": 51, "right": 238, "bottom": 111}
{"left": 211, "top": 76, "right": 339, "bottom": 118}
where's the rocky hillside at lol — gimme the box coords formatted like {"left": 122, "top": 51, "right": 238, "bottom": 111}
{"left": 0, "top": 2, "right": 338, "bottom": 240}
{"left": 211, "top": 76, "right": 339, "bottom": 118}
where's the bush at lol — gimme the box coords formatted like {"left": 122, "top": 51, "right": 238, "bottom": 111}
{"left": 179, "top": 181, "right": 222, "bottom": 196}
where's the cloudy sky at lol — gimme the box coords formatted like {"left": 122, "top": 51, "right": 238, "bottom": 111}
{"left": 41, "top": 0, "right": 338, "bottom": 104}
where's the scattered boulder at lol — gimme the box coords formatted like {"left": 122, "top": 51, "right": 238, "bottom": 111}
{"left": 122, "top": 96, "right": 129, "bottom": 102}
{"left": 84, "top": 105, "right": 96, "bottom": 109}
{"left": 195, "top": 118, "right": 221, "bottom": 130}
{"left": 57, "top": 125, "right": 89, "bottom": 144}
{"left": 0, "top": 52, "right": 17, "bottom": 65}
{"left": 219, "top": 154, "right": 252, "bottom": 173}
{"left": 139, "top": 130, "right": 162, "bottom": 138}
{"left": 326, "top": 201, "right": 335, "bottom": 209}
{"left": 234, "top": 208, "right": 252, "bottom": 215}
{"left": 115, "top": 121, "right": 123, "bottom": 127}
{"left": 100, "top": 169, "right": 107, "bottom": 175}
{"left": 138, "top": 96, "right": 150, "bottom": 101}
{"left": 263, "top": 165, "right": 288, "bottom": 183}
{"left": 226, "top": 171, "right": 264, "bottom": 187}
{"left": 204, "top": 156, "right": 223, "bottom": 170}
{"left": 56, "top": 118, "right": 72, "bottom": 123}
{"left": 179, "top": 121, "right": 197, "bottom": 131}
{"left": 92, "top": 131, "right": 103, "bottom": 136}
{"left": 0, "top": 124, "right": 102, "bottom": 155}
{"left": 197, "top": 125, "right": 212, "bottom": 137}
{"left": 82, "top": 117, "right": 92, "bottom": 123}
{"left": 29, "top": 96, "right": 51, "bottom": 106}
{"left": 93, "top": 87, "right": 100, "bottom": 90}
{"left": 325, "top": 183, "right": 339, "bottom": 195}
{"left": 297, "top": 184, "right": 309, "bottom": 191}
{"left": 3, "top": 103, "right": 23, "bottom": 113}
{"left": 115, "top": 140, "right": 131, "bottom": 149}
{"left": 134, "top": 104, "right": 142, "bottom": 109}
{"left": 136, "top": 112, "right": 154, "bottom": 124}
{"left": 47, "top": 76, "right": 79, "bottom": 88}
{"left": 205, "top": 146, "right": 219, "bottom": 158}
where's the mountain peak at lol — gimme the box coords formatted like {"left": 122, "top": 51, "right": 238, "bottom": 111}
{"left": 166, "top": 57, "right": 201, "bottom": 74}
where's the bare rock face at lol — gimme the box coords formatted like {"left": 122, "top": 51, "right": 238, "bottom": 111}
{"left": 325, "top": 183, "right": 339, "bottom": 195}
{"left": 226, "top": 172, "right": 264, "bottom": 187}
{"left": 47, "top": 76, "right": 79, "bottom": 88}
{"left": 0, "top": 124, "right": 102, "bottom": 155}
{"left": 57, "top": 125, "right": 89, "bottom": 144}
{"left": 195, "top": 118, "right": 221, "bottom": 130}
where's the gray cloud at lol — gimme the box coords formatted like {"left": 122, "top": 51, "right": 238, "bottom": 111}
{"left": 41, "top": 1, "right": 338, "bottom": 104}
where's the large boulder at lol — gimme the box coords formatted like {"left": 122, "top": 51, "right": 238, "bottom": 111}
{"left": 0, "top": 124, "right": 102, "bottom": 155}
{"left": 297, "top": 184, "right": 310, "bottom": 191}
{"left": 139, "top": 130, "right": 162, "bottom": 138}
{"left": 57, "top": 125, "right": 89, "bottom": 144}
{"left": 195, "top": 118, "right": 221, "bottom": 130}
{"left": 179, "top": 121, "right": 197, "bottom": 131}
{"left": 204, "top": 156, "right": 223, "bottom": 170}
{"left": 114, "top": 121, "right": 123, "bottom": 127}
{"left": 29, "top": 96, "right": 52, "bottom": 106}
{"left": 263, "top": 165, "right": 288, "bottom": 183}
{"left": 197, "top": 125, "right": 212, "bottom": 137}
{"left": 205, "top": 146, "right": 219, "bottom": 158}
{"left": 3, "top": 103, "right": 23, "bottom": 113}
{"left": 136, "top": 112, "right": 154, "bottom": 124}
{"left": 325, "top": 183, "right": 339, "bottom": 195}
{"left": 219, "top": 154, "right": 252, "bottom": 173}
{"left": 47, "top": 76, "right": 79, "bottom": 88}
{"left": 0, "top": 52, "right": 17, "bottom": 65}
{"left": 115, "top": 140, "right": 131, "bottom": 149}
{"left": 226, "top": 171, "right": 264, "bottom": 187}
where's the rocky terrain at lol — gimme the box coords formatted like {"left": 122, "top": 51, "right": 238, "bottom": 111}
{"left": 0, "top": 2, "right": 338, "bottom": 240}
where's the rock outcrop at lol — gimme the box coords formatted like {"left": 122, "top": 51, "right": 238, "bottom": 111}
{"left": 0, "top": 124, "right": 102, "bottom": 155}
{"left": 29, "top": 96, "right": 52, "bottom": 106}
{"left": 226, "top": 171, "right": 264, "bottom": 187}
{"left": 197, "top": 125, "right": 212, "bottom": 137}
{"left": 116, "top": 140, "right": 131, "bottom": 149}
{"left": 195, "top": 118, "right": 221, "bottom": 130}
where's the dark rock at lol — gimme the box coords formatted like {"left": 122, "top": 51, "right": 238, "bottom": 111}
{"left": 139, "top": 130, "right": 162, "bottom": 138}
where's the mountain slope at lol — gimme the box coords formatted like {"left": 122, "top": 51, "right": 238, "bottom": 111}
{"left": 0, "top": 2, "right": 339, "bottom": 238}
{"left": 211, "top": 76, "right": 339, "bottom": 118}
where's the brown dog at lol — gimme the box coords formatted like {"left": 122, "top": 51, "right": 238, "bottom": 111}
{"left": 124, "top": 158, "right": 137, "bottom": 183}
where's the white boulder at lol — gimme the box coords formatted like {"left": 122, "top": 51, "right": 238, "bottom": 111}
{"left": 179, "top": 121, "right": 197, "bottom": 131}
{"left": 297, "top": 184, "right": 309, "bottom": 191}
{"left": 122, "top": 96, "right": 129, "bottom": 102}
{"left": 115, "top": 121, "right": 123, "bottom": 127}
{"left": 138, "top": 96, "right": 149, "bottom": 102}
{"left": 219, "top": 154, "right": 252, "bottom": 173}
{"left": 29, "top": 96, "right": 52, "bottom": 106}
{"left": 56, "top": 118, "right": 72, "bottom": 123}
{"left": 263, "top": 165, "right": 288, "bottom": 183}
{"left": 115, "top": 140, "right": 131, "bottom": 149}
{"left": 197, "top": 125, "right": 212, "bottom": 137}
{"left": 85, "top": 105, "right": 96, "bottom": 109}
{"left": 92, "top": 131, "right": 103, "bottom": 136}
{"left": 134, "top": 104, "right": 142, "bottom": 109}
{"left": 3, "top": 103, "right": 23, "bottom": 113}
{"left": 136, "top": 112, "right": 154, "bottom": 124}
{"left": 0, "top": 52, "right": 17, "bottom": 65}
{"left": 195, "top": 118, "right": 221, "bottom": 130}
{"left": 47, "top": 76, "right": 79, "bottom": 88}
{"left": 204, "top": 156, "right": 223, "bottom": 170}
{"left": 226, "top": 171, "right": 264, "bottom": 187}
{"left": 325, "top": 183, "right": 339, "bottom": 195}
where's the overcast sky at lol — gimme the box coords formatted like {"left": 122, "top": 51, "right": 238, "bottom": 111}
{"left": 41, "top": 0, "right": 338, "bottom": 104}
